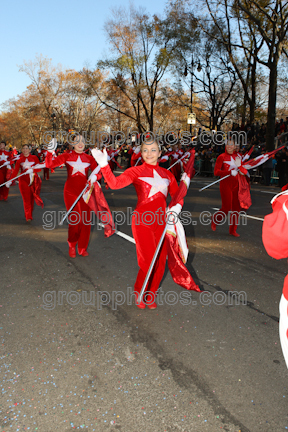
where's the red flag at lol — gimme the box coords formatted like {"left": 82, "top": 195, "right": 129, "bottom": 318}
{"left": 243, "top": 146, "right": 284, "bottom": 170}
{"left": 169, "top": 149, "right": 195, "bottom": 208}
{"left": 83, "top": 182, "right": 115, "bottom": 237}
{"left": 242, "top": 145, "right": 254, "bottom": 162}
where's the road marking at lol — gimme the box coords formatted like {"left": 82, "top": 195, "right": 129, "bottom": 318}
{"left": 212, "top": 208, "right": 264, "bottom": 221}
{"left": 260, "top": 190, "right": 277, "bottom": 194}
{"left": 97, "top": 222, "right": 135, "bottom": 244}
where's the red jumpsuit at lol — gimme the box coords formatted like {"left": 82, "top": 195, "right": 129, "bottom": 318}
{"left": 101, "top": 162, "right": 182, "bottom": 298}
{"left": 11, "top": 154, "right": 42, "bottom": 220}
{"left": 0, "top": 150, "right": 12, "bottom": 201}
{"left": 40, "top": 150, "right": 50, "bottom": 180}
{"left": 46, "top": 151, "right": 101, "bottom": 253}
{"left": 212, "top": 150, "right": 241, "bottom": 235}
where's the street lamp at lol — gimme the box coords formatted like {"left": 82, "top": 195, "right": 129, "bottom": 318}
{"left": 184, "top": 55, "right": 202, "bottom": 134}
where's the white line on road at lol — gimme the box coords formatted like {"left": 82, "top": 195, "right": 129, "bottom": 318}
{"left": 260, "top": 190, "right": 277, "bottom": 194}
{"left": 211, "top": 207, "right": 264, "bottom": 221}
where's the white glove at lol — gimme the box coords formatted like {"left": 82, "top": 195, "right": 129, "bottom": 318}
{"left": 231, "top": 169, "right": 238, "bottom": 177}
{"left": 91, "top": 148, "right": 108, "bottom": 168}
{"left": 167, "top": 203, "right": 182, "bottom": 216}
{"left": 2, "top": 161, "right": 10, "bottom": 167}
{"left": 6, "top": 181, "right": 12, "bottom": 188}
{"left": 88, "top": 173, "right": 97, "bottom": 184}
{"left": 134, "top": 146, "right": 141, "bottom": 154}
{"left": 26, "top": 168, "right": 33, "bottom": 174}
{"left": 47, "top": 138, "right": 57, "bottom": 153}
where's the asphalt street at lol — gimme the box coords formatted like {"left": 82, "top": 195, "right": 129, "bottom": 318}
{"left": 0, "top": 167, "right": 287, "bottom": 432}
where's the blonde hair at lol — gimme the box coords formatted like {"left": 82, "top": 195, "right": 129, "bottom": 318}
{"left": 140, "top": 140, "right": 161, "bottom": 152}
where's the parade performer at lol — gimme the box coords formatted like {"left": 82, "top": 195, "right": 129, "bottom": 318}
{"left": 45, "top": 136, "right": 103, "bottom": 258}
{"left": 107, "top": 146, "right": 124, "bottom": 171}
{"left": 209, "top": 142, "right": 283, "bottom": 236}
{"left": 40, "top": 147, "right": 51, "bottom": 180}
{"left": 7, "top": 144, "right": 43, "bottom": 221}
{"left": 0, "top": 141, "right": 12, "bottom": 201}
{"left": 262, "top": 190, "right": 288, "bottom": 368}
{"left": 169, "top": 145, "right": 182, "bottom": 182}
{"left": 211, "top": 141, "right": 246, "bottom": 237}
{"left": 92, "top": 140, "right": 200, "bottom": 309}
{"left": 130, "top": 145, "right": 142, "bottom": 167}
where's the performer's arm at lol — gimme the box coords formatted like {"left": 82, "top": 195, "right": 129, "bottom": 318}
{"left": 101, "top": 164, "right": 134, "bottom": 189}
{"left": 92, "top": 148, "right": 134, "bottom": 189}
{"left": 214, "top": 155, "right": 231, "bottom": 177}
{"left": 45, "top": 152, "right": 68, "bottom": 169}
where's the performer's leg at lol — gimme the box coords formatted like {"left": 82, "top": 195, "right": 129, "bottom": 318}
{"left": 145, "top": 226, "right": 167, "bottom": 303}
{"left": 132, "top": 222, "right": 166, "bottom": 306}
{"left": 229, "top": 188, "right": 241, "bottom": 236}
{"left": 19, "top": 180, "right": 33, "bottom": 220}
{"left": 77, "top": 200, "right": 92, "bottom": 256}
{"left": 64, "top": 191, "right": 82, "bottom": 254}
{"left": 212, "top": 183, "right": 233, "bottom": 230}
{"left": 0, "top": 170, "right": 5, "bottom": 200}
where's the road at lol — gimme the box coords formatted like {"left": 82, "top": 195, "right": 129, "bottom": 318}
{"left": 0, "top": 167, "right": 287, "bottom": 432}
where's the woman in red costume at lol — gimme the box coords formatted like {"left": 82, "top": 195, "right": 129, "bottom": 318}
{"left": 0, "top": 141, "right": 12, "bottom": 201}
{"left": 8, "top": 144, "right": 43, "bottom": 221}
{"left": 92, "top": 140, "right": 187, "bottom": 309}
{"left": 211, "top": 141, "right": 245, "bottom": 237}
{"left": 45, "top": 135, "right": 101, "bottom": 258}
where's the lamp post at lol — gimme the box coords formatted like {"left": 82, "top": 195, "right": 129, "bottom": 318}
{"left": 184, "top": 55, "right": 202, "bottom": 134}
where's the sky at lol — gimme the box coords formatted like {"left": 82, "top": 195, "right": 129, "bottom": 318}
{"left": 1, "top": 0, "right": 168, "bottom": 109}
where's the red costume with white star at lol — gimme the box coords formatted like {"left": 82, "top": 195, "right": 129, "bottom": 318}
{"left": 100, "top": 162, "right": 182, "bottom": 298}
{"left": 212, "top": 149, "right": 241, "bottom": 235}
{"left": 10, "top": 154, "right": 43, "bottom": 220}
{"left": 46, "top": 151, "right": 101, "bottom": 253}
{"left": 0, "top": 150, "right": 12, "bottom": 201}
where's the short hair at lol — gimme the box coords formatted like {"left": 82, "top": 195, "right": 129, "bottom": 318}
{"left": 0, "top": 141, "right": 6, "bottom": 146}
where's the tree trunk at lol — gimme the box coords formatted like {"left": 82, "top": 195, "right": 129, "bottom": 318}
{"left": 242, "top": 95, "right": 247, "bottom": 125}
{"left": 266, "top": 61, "right": 278, "bottom": 151}
{"left": 250, "top": 58, "right": 256, "bottom": 124}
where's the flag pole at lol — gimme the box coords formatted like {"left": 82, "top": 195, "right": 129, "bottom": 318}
{"left": 59, "top": 184, "right": 90, "bottom": 225}
{"left": 59, "top": 165, "right": 101, "bottom": 225}
{"left": 168, "top": 153, "right": 187, "bottom": 171}
{"left": 0, "top": 172, "right": 27, "bottom": 188}
{"left": 199, "top": 174, "right": 230, "bottom": 191}
{"left": 0, "top": 162, "right": 10, "bottom": 169}
{"left": 138, "top": 222, "right": 168, "bottom": 303}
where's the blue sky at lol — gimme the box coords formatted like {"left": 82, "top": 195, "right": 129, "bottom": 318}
{"left": 1, "top": 0, "right": 168, "bottom": 109}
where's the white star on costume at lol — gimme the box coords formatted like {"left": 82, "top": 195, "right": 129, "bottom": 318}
{"left": 139, "top": 169, "right": 170, "bottom": 198}
{"left": 0, "top": 153, "right": 8, "bottom": 162}
{"left": 224, "top": 156, "right": 237, "bottom": 171}
{"left": 21, "top": 159, "right": 35, "bottom": 170}
{"left": 66, "top": 156, "right": 90, "bottom": 175}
